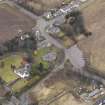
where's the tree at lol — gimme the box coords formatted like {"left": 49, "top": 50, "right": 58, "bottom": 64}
{"left": 37, "top": 63, "right": 44, "bottom": 72}
{"left": 30, "top": 64, "right": 37, "bottom": 76}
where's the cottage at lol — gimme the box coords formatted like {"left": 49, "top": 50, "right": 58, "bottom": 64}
{"left": 14, "top": 63, "right": 31, "bottom": 79}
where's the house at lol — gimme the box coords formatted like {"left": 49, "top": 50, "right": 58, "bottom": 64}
{"left": 14, "top": 63, "right": 31, "bottom": 79}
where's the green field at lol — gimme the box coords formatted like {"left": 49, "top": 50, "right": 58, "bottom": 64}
{"left": 34, "top": 46, "right": 58, "bottom": 70}
{"left": 0, "top": 54, "right": 22, "bottom": 83}
{"left": 11, "top": 75, "right": 40, "bottom": 93}
{"left": 34, "top": 48, "right": 49, "bottom": 69}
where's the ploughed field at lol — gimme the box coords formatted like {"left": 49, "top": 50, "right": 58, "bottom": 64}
{"left": 0, "top": 3, "right": 35, "bottom": 43}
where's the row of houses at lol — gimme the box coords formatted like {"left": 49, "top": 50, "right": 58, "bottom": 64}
{"left": 43, "top": 0, "right": 87, "bottom": 20}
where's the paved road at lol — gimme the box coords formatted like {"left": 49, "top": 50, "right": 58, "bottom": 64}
{"left": 16, "top": 1, "right": 97, "bottom": 104}
{"left": 36, "top": 18, "right": 64, "bottom": 49}
{"left": 7, "top": 0, "right": 90, "bottom": 69}
{"left": 36, "top": 18, "right": 85, "bottom": 69}
{"left": 65, "top": 45, "right": 85, "bottom": 68}
{"left": 3, "top": 0, "right": 94, "bottom": 105}
{"left": 6, "top": 0, "right": 95, "bottom": 70}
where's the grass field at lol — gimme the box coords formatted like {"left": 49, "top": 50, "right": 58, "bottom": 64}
{"left": 34, "top": 46, "right": 58, "bottom": 70}
{"left": 34, "top": 48, "right": 49, "bottom": 69}
{"left": 0, "top": 54, "right": 22, "bottom": 83}
{"left": 11, "top": 75, "right": 40, "bottom": 93}
{"left": 0, "top": 3, "right": 35, "bottom": 44}
{"left": 78, "top": 0, "right": 105, "bottom": 74}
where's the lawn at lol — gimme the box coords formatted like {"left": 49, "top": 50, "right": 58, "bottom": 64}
{"left": 53, "top": 31, "right": 74, "bottom": 48}
{"left": 0, "top": 46, "right": 59, "bottom": 93}
{"left": 0, "top": 54, "right": 22, "bottom": 83}
{"left": 11, "top": 75, "right": 40, "bottom": 93}
{"left": 11, "top": 79, "right": 28, "bottom": 93}
{"left": 0, "top": 52, "right": 47, "bottom": 93}
{"left": 63, "top": 36, "right": 74, "bottom": 48}
{"left": 33, "top": 46, "right": 58, "bottom": 70}
{"left": 57, "top": 31, "right": 65, "bottom": 39}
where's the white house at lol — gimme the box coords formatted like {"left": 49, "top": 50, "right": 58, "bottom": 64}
{"left": 14, "top": 64, "right": 31, "bottom": 79}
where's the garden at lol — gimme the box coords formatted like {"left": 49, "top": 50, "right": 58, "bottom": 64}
{"left": 0, "top": 44, "right": 63, "bottom": 94}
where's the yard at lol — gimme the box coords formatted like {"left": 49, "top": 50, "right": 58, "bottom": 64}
{"left": 11, "top": 75, "right": 40, "bottom": 93}
{"left": 0, "top": 54, "right": 22, "bottom": 83}
{"left": 0, "top": 53, "right": 42, "bottom": 93}
{"left": 33, "top": 48, "right": 50, "bottom": 70}
{"left": 11, "top": 46, "right": 63, "bottom": 93}
{"left": 0, "top": 43, "right": 63, "bottom": 94}
{"left": 33, "top": 46, "right": 60, "bottom": 70}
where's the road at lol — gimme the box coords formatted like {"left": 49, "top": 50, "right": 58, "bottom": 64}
{"left": 2, "top": 0, "right": 95, "bottom": 105}
{"left": 37, "top": 17, "right": 85, "bottom": 69}
{"left": 35, "top": 0, "right": 96, "bottom": 69}
{"left": 18, "top": 3, "right": 86, "bottom": 105}
{"left": 6, "top": 0, "right": 96, "bottom": 70}
{"left": 7, "top": 0, "right": 93, "bottom": 69}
